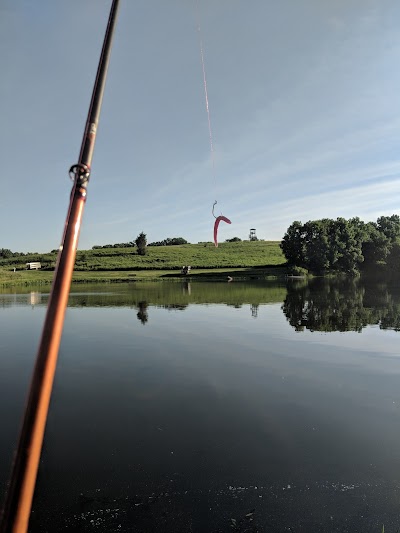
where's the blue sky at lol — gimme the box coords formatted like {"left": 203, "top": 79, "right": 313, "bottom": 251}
{"left": 1, "top": 0, "right": 400, "bottom": 252}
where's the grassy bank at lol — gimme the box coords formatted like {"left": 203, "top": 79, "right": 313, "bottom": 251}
{"left": 0, "top": 266, "right": 288, "bottom": 287}
{"left": 0, "top": 241, "right": 287, "bottom": 286}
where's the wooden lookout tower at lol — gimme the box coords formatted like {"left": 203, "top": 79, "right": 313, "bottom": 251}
{"left": 249, "top": 228, "right": 257, "bottom": 241}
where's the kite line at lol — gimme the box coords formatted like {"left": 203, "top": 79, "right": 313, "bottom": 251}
{"left": 195, "top": 1, "right": 231, "bottom": 246}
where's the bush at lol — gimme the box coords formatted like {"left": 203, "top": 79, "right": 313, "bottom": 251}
{"left": 287, "top": 265, "right": 309, "bottom": 277}
{"left": 135, "top": 232, "right": 147, "bottom": 256}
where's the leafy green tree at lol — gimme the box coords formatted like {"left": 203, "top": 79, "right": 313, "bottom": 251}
{"left": 282, "top": 218, "right": 365, "bottom": 274}
{"left": 162, "top": 237, "right": 188, "bottom": 246}
{"left": 361, "top": 222, "right": 390, "bottom": 269}
{"left": 386, "top": 242, "right": 400, "bottom": 274}
{"left": 169, "top": 237, "right": 188, "bottom": 245}
{"left": 329, "top": 218, "right": 364, "bottom": 274}
{"left": 226, "top": 237, "right": 242, "bottom": 242}
{"left": 280, "top": 221, "right": 305, "bottom": 266}
{"left": 0, "top": 248, "right": 13, "bottom": 259}
{"left": 135, "top": 232, "right": 147, "bottom": 256}
{"left": 376, "top": 215, "right": 400, "bottom": 242}
{"left": 302, "top": 219, "right": 331, "bottom": 273}
{"left": 148, "top": 237, "right": 188, "bottom": 247}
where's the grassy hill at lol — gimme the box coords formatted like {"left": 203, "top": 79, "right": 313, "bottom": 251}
{"left": 0, "top": 241, "right": 286, "bottom": 285}
{"left": 1, "top": 241, "right": 284, "bottom": 270}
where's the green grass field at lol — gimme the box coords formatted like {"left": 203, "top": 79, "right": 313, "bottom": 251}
{"left": 0, "top": 241, "right": 286, "bottom": 286}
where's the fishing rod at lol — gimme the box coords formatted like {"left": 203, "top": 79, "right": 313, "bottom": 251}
{"left": 0, "top": 1, "right": 120, "bottom": 531}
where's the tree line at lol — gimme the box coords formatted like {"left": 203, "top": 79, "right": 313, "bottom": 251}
{"left": 280, "top": 215, "right": 400, "bottom": 275}
{"left": 0, "top": 248, "right": 43, "bottom": 258}
{"left": 147, "top": 237, "right": 188, "bottom": 247}
{"left": 91, "top": 235, "right": 189, "bottom": 252}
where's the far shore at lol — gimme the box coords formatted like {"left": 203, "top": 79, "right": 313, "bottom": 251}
{"left": 0, "top": 266, "right": 289, "bottom": 287}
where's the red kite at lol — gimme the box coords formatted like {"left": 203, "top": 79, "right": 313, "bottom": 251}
{"left": 214, "top": 215, "right": 231, "bottom": 247}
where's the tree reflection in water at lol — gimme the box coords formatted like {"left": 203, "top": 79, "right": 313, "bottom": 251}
{"left": 282, "top": 278, "right": 400, "bottom": 332}
{"left": 136, "top": 301, "right": 149, "bottom": 325}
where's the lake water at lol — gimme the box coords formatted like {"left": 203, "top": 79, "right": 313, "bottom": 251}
{"left": 1, "top": 279, "right": 400, "bottom": 532}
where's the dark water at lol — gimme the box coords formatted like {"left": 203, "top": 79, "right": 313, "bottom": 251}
{"left": 1, "top": 279, "right": 400, "bottom": 532}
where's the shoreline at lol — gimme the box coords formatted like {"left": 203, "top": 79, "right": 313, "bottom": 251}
{"left": 0, "top": 266, "right": 288, "bottom": 287}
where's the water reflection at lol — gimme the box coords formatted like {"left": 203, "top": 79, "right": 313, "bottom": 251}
{"left": 29, "top": 291, "right": 41, "bottom": 308}
{"left": 182, "top": 281, "right": 191, "bottom": 295}
{"left": 2, "top": 280, "right": 400, "bottom": 531}
{"left": 3, "top": 280, "right": 400, "bottom": 333}
{"left": 250, "top": 303, "right": 259, "bottom": 318}
{"left": 283, "top": 278, "right": 400, "bottom": 332}
{"left": 0, "top": 291, "right": 45, "bottom": 309}
{"left": 0, "top": 281, "right": 286, "bottom": 309}
{"left": 136, "top": 301, "right": 148, "bottom": 325}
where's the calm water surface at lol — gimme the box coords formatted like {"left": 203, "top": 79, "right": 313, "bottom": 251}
{"left": 1, "top": 279, "right": 400, "bottom": 532}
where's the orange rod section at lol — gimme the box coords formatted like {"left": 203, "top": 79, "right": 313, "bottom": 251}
{"left": 1, "top": 191, "right": 85, "bottom": 533}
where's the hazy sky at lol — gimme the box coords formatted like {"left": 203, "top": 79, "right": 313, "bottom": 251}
{"left": 1, "top": 0, "right": 400, "bottom": 252}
